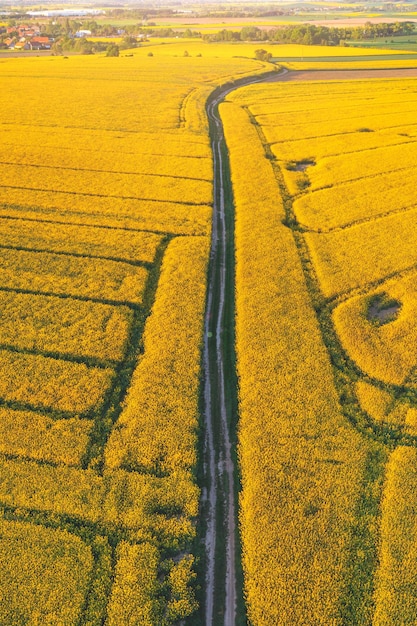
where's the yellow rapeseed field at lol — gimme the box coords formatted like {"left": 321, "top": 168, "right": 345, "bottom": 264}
{"left": 0, "top": 519, "right": 93, "bottom": 625}
{"left": 221, "top": 98, "right": 369, "bottom": 625}
{"left": 105, "top": 236, "right": 208, "bottom": 476}
{"left": 0, "top": 45, "right": 273, "bottom": 622}
{"left": 228, "top": 73, "right": 417, "bottom": 625}
{"left": 6, "top": 32, "right": 417, "bottom": 626}
{"left": 0, "top": 292, "right": 132, "bottom": 361}
{"left": 0, "top": 409, "right": 92, "bottom": 466}
{"left": 373, "top": 447, "right": 417, "bottom": 624}
{"left": 334, "top": 272, "right": 417, "bottom": 385}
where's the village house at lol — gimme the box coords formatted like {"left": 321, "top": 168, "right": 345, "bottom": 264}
{"left": 17, "top": 24, "right": 40, "bottom": 38}
{"left": 29, "top": 36, "right": 52, "bottom": 49}
{"left": 3, "top": 37, "right": 16, "bottom": 48}
{"left": 5, "top": 38, "right": 52, "bottom": 50}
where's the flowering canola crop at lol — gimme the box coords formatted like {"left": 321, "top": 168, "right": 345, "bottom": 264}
{"left": 225, "top": 75, "right": 417, "bottom": 624}
{"left": 0, "top": 48, "right": 271, "bottom": 623}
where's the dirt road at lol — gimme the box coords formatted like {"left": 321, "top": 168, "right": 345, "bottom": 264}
{"left": 204, "top": 84, "right": 238, "bottom": 626}
{"left": 272, "top": 67, "right": 417, "bottom": 81}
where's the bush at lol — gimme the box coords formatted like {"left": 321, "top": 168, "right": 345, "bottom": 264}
{"left": 254, "top": 48, "right": 272, "bottom": 62}
{"left": 106, "top": 44, "right": 119, "bottom": 57}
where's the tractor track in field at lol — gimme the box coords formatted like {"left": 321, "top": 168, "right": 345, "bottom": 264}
{"left": 201, "top": 65, "right": 417, "bottom": 626}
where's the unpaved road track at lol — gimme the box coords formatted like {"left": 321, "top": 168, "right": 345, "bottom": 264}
{"left": 202, "top": 65, "right": 417, "bottom": 626}
{"left": 204, "top": 85, "right": 238, "bottom": 626}
{"left": 272, "top": 67, "right": 417, "bottom": 81}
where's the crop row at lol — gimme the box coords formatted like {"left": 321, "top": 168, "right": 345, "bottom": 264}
{"left": 0, "top": 350, "right": 113, "bottom": 415}
{"left": 0, "top": 124, "right": 211, "bottom": 158}
{"left": 221, "top": 98, "right": 369, "bottom": 625}
{"left": 0, "top": 216, "right": 162, "bottom": 263}
{"left": 355, "top": 381, "right": 417, "bottom": 433}
{"left": 0, "top": 191, "right": 212, "bottom": 236}
{"left": 0, "top": 408, "right": 92, "bottom": 466}
{"left": 0, "top": 247, "right": 148, "bottom": 304}
{"left": 0, "top": 146, "right": 213, "bottom": 181}
{"left": 286, "top": 59, "right": 417, "bottom": 70}
{"left": 272, "top": 128, "right": 416, "bottom": 162}
{"left": 105, "top": 236, "right": 208, "bottom": 476}
{"left": 239, "top": 75, "right": 417, "bottom": 624}
{"left": 373, "top": 446, "right": 417, "bottom": 624}
{"left": 0, "top": 518, "right": 93, "bottom": 626}
{"left": 305, "top": 204, "right": 417, "bottom": 297}
{"left": 0, "top": 291, "right": 132, "bottom": 362}
{"left": 0, "top": 163, "right": 212, "bottom": 206}
{"left": 334, "top": 271, "right": 417, "bottom": 386}
{"left": 296, "top": 169, "right": 417, "bottom": 231}
{"left": 305, "top": 140, "right": 417, "bottom": 191}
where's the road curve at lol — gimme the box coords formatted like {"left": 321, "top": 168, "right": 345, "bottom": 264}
{"left": 201, "top": 64, "right": 417, "bottom": 626}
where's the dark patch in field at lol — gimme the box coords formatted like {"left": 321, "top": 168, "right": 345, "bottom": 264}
{"left": 367, "top": 293, "right": 401, "bottom": 325}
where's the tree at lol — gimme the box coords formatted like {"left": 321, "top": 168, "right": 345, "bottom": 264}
{"left": 106, "top": 44, "right": 119, "bottom": 57}
{"left": 120, "top": 36, "right": 138, "bottom": 49}
{"left": 241, "top": 26, "right": 263, "bottom": 40}
{"left": 255, "top": 49, "right": 272, "bottom": 62}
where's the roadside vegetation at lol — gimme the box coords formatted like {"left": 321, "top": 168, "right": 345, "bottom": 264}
{"left": 224, "top": 74, "right": 417, "bottom": 624}
{"left": 221, "top": 97, "right": 373, "bottom": 625}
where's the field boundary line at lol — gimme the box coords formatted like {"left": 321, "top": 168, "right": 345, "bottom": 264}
{"left": 0, "top": 160, "right": 209, "bottom": 183}
{"left": 0, "top": 285, "right": 142, "bottom": 310}
{"left": 0, "top": 212, "right": 180, "bottom": 237}
{"left": 0, "top": 184, "right": 209, "bottom": 206}
{"left": 0, "top": 243, "right": 152, "bottom": 268}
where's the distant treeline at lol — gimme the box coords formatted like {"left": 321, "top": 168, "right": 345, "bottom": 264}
{"left": 205, "top": 22, "right": 416, "bottom": 46}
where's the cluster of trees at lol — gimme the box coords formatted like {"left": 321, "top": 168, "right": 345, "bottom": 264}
{"left": 51, "top": 37, "right": 105, "bottom": 55}
{"left": 206, "top": 21, "right": 416, "bottom": 45}
{"left": 141, "top": 26, "right": 201, "bottom": 38}
{"left": 30, "top": 17, "right": 198, "bottom": 41}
